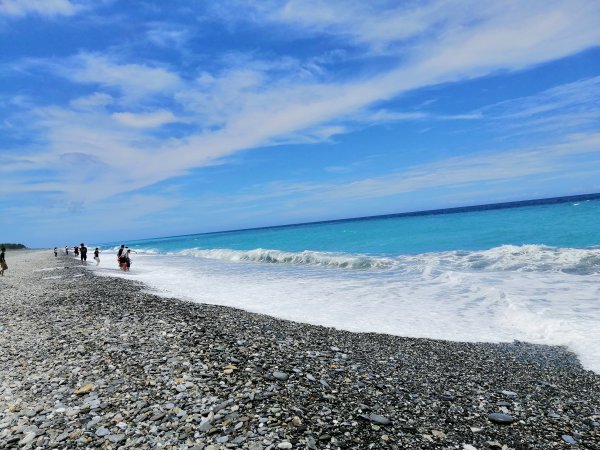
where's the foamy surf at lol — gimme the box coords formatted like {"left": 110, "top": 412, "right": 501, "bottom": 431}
{"left": 125, "top": 244, "right": 600, "bottom": 275}
{"left": 90, "top": 244, "right": 600, "bottom": 373}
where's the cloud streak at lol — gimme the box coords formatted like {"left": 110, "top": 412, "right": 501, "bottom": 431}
{"left": 0, "top": 0, "right": 84, "bottom": 18}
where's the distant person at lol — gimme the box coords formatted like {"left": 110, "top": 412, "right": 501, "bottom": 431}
{"left": 74, "top": 246, "right": 79, "bottom": 256}
{"left": 125, "top": 249, "right": 136, "bottom": 271}
{"left": 65, "top": 246, "right": 69, "bottom": 255}
{"left": 80, "top": 243, "right": 88, "bottom": 265}
{"left": 117, "top": 244, "right": 125, "bottom": 267}
{"left": 0, "top": 247, "right": 6, "bottom": 276}
{"left": 54, "top": 247, "right": 58, "bottom": 257}
{"left": 119, "top": 247, "right": 129, "bottom": 271}
{"left": 94, "top": 247, "right": 100, "bottom": 266}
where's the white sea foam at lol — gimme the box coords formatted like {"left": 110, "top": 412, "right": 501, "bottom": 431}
{"left": 90, "top": 245, "right": 600, "bottom": 373}
{"left": 164, "top": 245, "right": 600, "bottom": 274}
{"left": 175, "top": 248, "right": 394, "bottom": 269}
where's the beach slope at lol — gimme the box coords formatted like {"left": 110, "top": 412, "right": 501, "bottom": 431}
{"left": 1, "top": 250, "right": 599, "bottom": 449}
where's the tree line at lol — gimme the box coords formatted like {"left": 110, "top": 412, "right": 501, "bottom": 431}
{"left": 0, "top": 243, "right": 27, "bottom": 249}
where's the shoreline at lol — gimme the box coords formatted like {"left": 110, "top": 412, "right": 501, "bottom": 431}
{"left": 1, "top": 250, "right": 599, "bottom": 449}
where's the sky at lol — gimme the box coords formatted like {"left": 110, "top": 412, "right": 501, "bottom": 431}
{"left": 1, "top": 0, "right": 600, "bottom": 248}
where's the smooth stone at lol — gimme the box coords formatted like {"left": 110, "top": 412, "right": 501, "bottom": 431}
{"left": 488, "top": 413, "right": 514, "bottom": 424}
{"left": 95, "top": 427, "right": 110, "bottom": 437}
{"left": 20, "top": 432, "right": 36, "bottom": 445}
{"left": 561, "top": 435, "right": 577, "bottom": 444}
{"left": 501, "top": 390, "right": 518, "bottom": 398}
{"left": 278, "top": 442, "right": 292, "bottom": 449}
{"left": 369, "top": 414, "right": 391, "bottom": 425}
{"left": 198, "top": 418, "right": 213, "bottom": 432}
{"left": 55, "top": 432, "right": 69, "bottom": 442}
{"left": 273, "top": 371, "right": 289, "bottom": 381}
{"left": 107, "top": 434, "right": 125, "bottom": 443}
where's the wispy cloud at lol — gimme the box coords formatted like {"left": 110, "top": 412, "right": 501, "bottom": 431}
{"left": 205, "top": 132, "right": 600, "bottom": 210}
{"left": 112, "top": 110, "right": 180, "bottom": 128}
{"left": 478, "top": 76, "right": 600, "bottom": 139}
{"left": 0, "top": 0, "right": 89, "bottom": 18}
{"left": 59, "top": 53, "right": 182, "bottom": 101}
{"left": 484, "top": 76, "right": 600, "bottom": 120}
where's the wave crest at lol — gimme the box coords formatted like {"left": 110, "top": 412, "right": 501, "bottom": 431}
{"left": 175, "top": 248, "right": 394, "bottom": 269}
{"left": 128, "top": 244, "right": 600, "bottom": 274}
{"left": 405, "top": 245, "right": 600, "bottom": 275}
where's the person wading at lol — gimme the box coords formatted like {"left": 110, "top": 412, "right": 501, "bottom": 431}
{"left": 117, "top": 245, "right": 125, "bottom": 268}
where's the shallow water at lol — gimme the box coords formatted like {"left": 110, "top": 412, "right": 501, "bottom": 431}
{"left": 94, "top": 195, "right": 600, "bottom": 372}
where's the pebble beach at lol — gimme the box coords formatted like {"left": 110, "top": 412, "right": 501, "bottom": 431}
{"left": 1, "top": 250, "right": 599, "bottom": 449}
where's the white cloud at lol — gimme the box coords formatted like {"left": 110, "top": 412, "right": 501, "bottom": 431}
{"left": 61, "top": 53, "right": 182, "bottom": 101}
{"left": 112, "top": 110, "right": 179, "bottom": 128}
{"left": 0, "top": 0, "right": 83, "bottom": 17}
{"left": 145, "top": 25, "right": 191, "bottom": 49}
{"left": 484, "top": 76, "right": 600, "bottom": 120}
{"left": 70, "top": 92, "right": 114, "bottom": 110}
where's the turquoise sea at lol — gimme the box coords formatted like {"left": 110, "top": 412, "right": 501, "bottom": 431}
{"left": 95, "top": 194, "right": 600, "bottom": 372}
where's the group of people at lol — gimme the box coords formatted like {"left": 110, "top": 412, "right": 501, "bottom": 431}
{"left": 58, "top": 244, "right": 134, "bottom": 270}
{"left": 0, "top": 244, "right": 135, "bottom": 277}
{"left": 117, "top": 244, "right": 135, "bottom": 271}
{"left": 55, "top": 244, "right": 101, "bottom": 266}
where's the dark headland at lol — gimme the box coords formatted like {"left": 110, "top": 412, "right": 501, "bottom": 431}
{"left": 0, "top": 250, "right": 598, "bottom": 449}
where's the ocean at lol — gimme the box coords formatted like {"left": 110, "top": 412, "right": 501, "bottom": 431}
{"left": 93, "top": 194, "right": 600, "bottom": 373}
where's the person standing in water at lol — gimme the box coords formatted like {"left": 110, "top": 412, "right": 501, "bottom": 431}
{"left": 93, "top": 247, "right": 100, "bottom": 266}
{"left": 80, "top": 243, "right": 88, "bottom": 265}
{"left": 0, "top": 247, "right": 6, "bottom": 276}
{"left": 125, "top": 249, "right": 136, "bottom": 271}
{"left": 65, "top": 246, "right": 69, "bottom": 255}
{"left": 74, "top": 246, "right": 79, "bottom": 256}
{"left": 119, "top": 247, "right": 129, "bottom": 271}
{"left": 117, "top": 244, "right": 125, "bottom": 267}
{"left": 53, "top": 247, "right": 58, "bottom": 257}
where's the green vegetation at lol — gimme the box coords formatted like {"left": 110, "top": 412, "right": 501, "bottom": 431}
{"left": 0, "top": 243, "right": 27, "bottom": 249}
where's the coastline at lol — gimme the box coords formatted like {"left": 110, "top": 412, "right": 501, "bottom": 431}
{"left": 1, "top": 250, "right": 599, "bottom": 449}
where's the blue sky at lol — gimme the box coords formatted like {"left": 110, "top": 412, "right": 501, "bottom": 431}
{"left": 1, "top": 0, "right": 600, "bottom": 247}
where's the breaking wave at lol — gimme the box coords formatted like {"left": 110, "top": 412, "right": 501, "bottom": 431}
{"left": 133, "top": 244, "right": 600, "bottom": 274}
{"left": 174, "top": 248, "right": 394, "bottom": 269}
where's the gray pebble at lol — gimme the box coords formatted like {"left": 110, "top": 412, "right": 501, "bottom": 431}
{"left": 488, "top": 413, "right": 514, "bottom": 424}
{"left": 369, "top": 413, "right": 392, "bottom": 425}
{"left": 95, "top": 427, "right": 110, "bottom": 437}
